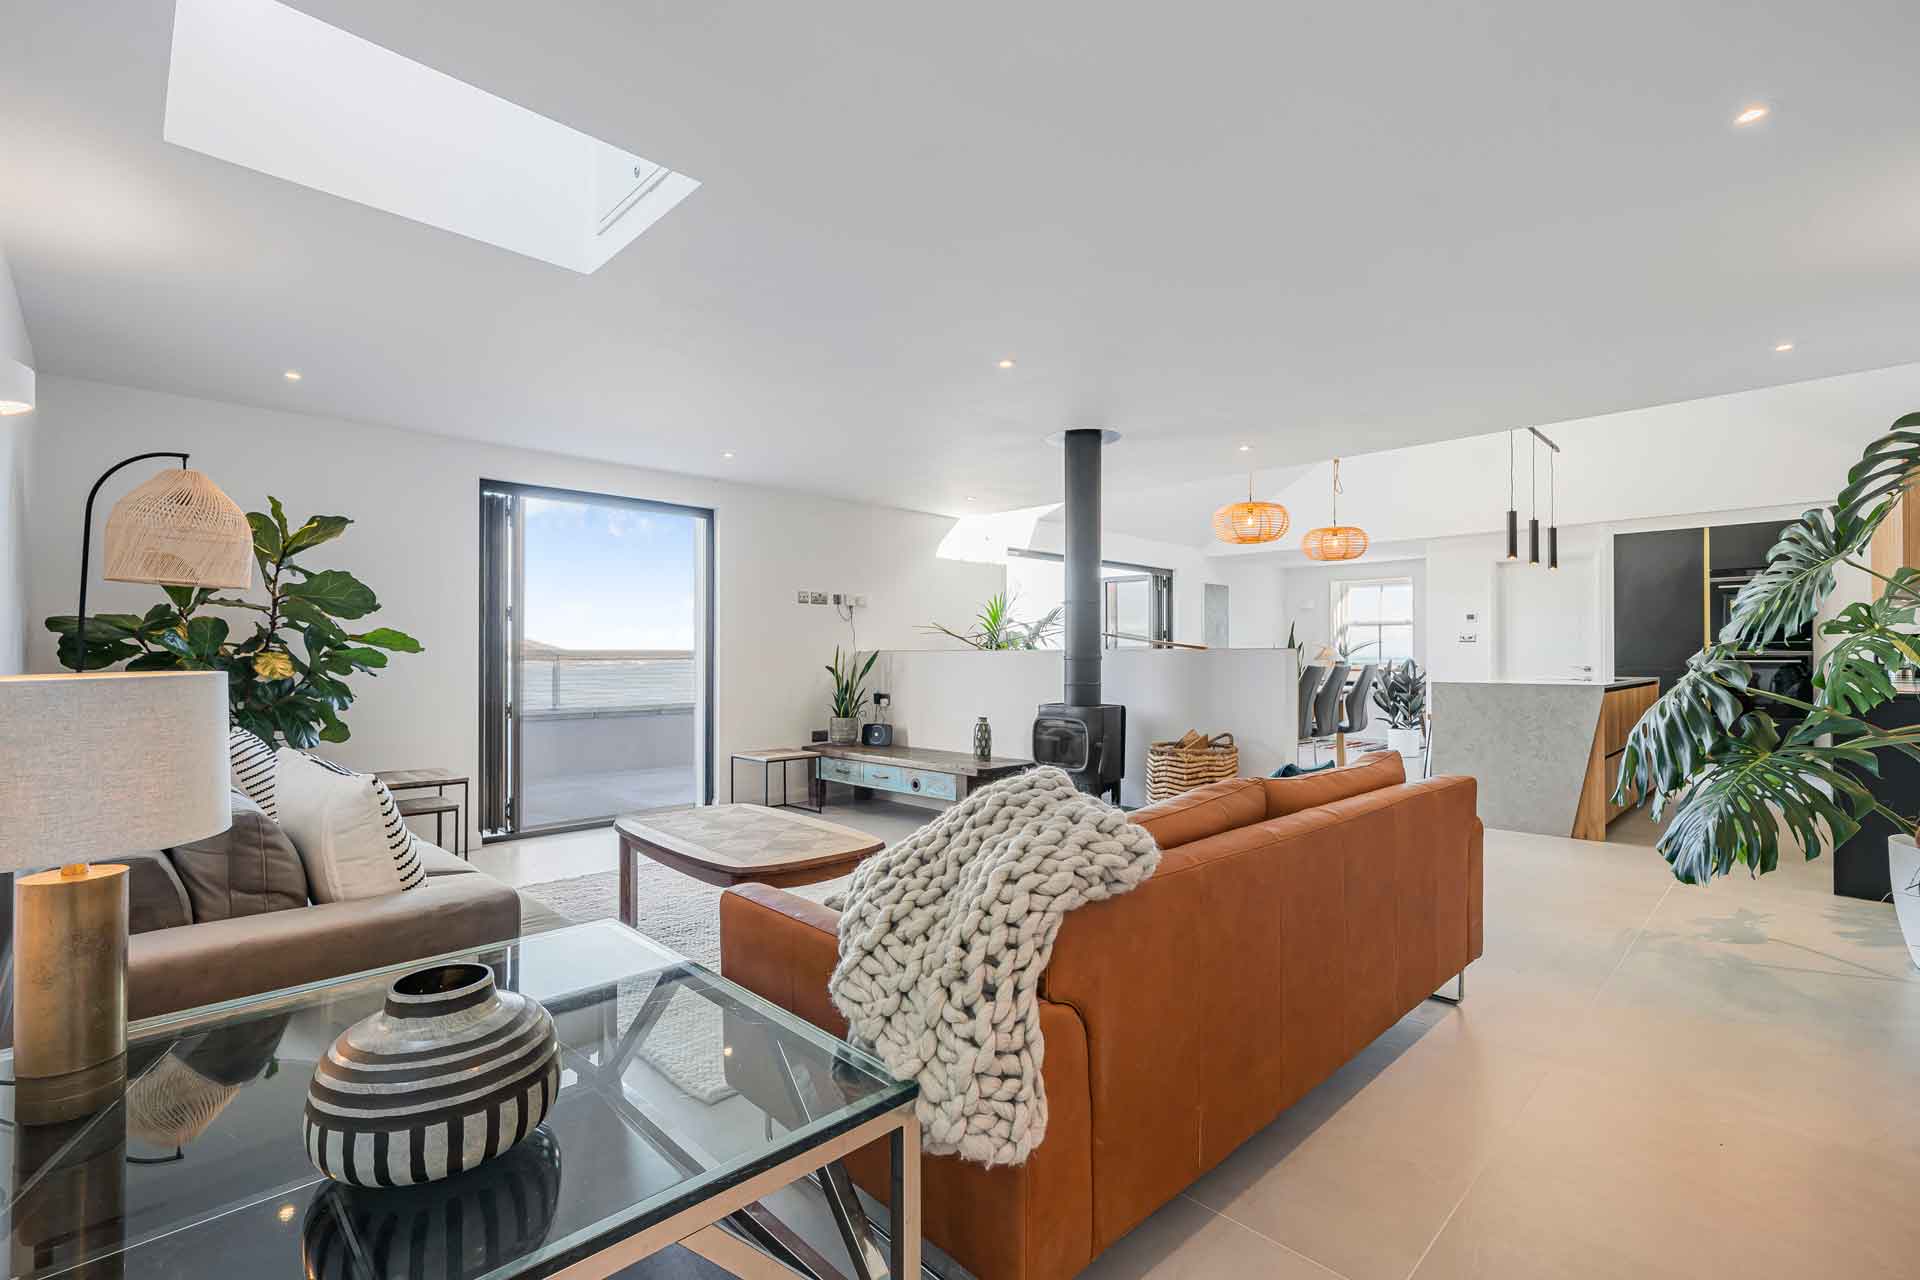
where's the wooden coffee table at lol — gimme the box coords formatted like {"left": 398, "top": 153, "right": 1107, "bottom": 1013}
{"left": 614, "top": 805, "right": 886, "bottom": 925}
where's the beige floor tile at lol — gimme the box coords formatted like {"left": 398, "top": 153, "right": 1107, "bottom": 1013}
{"left": 1080, "top": 1194, "right": 1345, "bottom": 1280}
{"left": 1412, "top": 1063, "right": 1920, "bottom": 1280}
{"left": 1636, "top": 879, "right": 1919, "bottom": 983}
{"left": 1187, "top": 1015, "right": 1555, "bottom": 1280}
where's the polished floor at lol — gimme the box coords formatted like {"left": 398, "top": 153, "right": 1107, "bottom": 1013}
{"left": 482, "top": 815, "right": 1920, "bottom": 1280}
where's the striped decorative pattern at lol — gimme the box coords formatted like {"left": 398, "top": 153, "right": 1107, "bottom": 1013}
{"left": 301, "top": 1127, "right": 563, "bottom": 1280}
{"left": 228, "top": 724, "right": 279, "bottom": 818}
{"left": 304, "top": 963, "right": 560, "bottom": 1187}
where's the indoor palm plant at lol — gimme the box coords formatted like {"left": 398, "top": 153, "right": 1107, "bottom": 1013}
{"left": 1614, "top": 413, "right": 1920, "bottom": 962}
{"left": 922, "top": 592, "right": 1063, "bottom": 650}
{"left": 45, "top": 499, "right": 420, "bottom": 746}
{"left": 826, "top": 646, "right": 878, "bottom": 744}
{"left": 1372, "top": 659, "right": 1427, "bottom": 758}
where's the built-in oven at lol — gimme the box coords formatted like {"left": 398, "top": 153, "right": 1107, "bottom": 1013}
{"left": 1712, "top": 567, "right": 1815, "bottom": 726}
{"left": 1712, "top": 567, "right": 1813, "bottom": 652}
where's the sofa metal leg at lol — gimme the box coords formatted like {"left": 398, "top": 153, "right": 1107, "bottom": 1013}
{"left": 1428, "top": 969, "right": 1466, "bottom": 1005}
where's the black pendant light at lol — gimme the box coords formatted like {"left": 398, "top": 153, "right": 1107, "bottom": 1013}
{"left": 1505, "top": 430, "right": 1519, "bottom": 560}
{"left": 1548, "top": 447, "right": 1559, "bottom": 570}
{"left": 1527, "top": 431, "right": 1540, "bottom": 564}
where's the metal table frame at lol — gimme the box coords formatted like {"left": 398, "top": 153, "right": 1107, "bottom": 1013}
{"left": 730, "top": 751, "right": 824, "bottom": 813}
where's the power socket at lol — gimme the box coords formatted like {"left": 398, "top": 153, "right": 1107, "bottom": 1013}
{"left": 796, "top": 590, "right": 810, "bottom": 605}
{"left": 809, "top": 591, "right": 828, "bottom": 605}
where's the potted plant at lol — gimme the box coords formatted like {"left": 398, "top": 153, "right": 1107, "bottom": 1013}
{"left": 1613, "top": 412, "right": 1920, "bottom": 967}
{"left": 1372, "top": 659, "right": 1427, "bottom": 758}
{"left": 44, "top": 499, "right": 420, "bottom": 746}
{"left": 921, "top": 592, "right": 1063, "bottom": 650}
{"left": 826, "top": 646, "right": 877, "bottom": 745}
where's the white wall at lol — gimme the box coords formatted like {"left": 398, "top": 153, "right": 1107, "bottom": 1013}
{"left": 1237, "top": 364, "right": 1907, "bottom": 550}
{"left": 0, "top": 242, "right": 35, "bottom": 675}
{"left": 26, "top": 376, "right": 1005, "bottom": 842}
{"left": 876, "top": 646, "right": 1299, "bottom": 806}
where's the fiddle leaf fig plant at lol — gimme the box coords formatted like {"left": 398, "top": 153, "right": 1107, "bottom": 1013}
{"left": 45, "top": 498, "right": 421, "bottom": 747}
{"left": 1614, "top": 411, "right": 1920, "bottom": 884}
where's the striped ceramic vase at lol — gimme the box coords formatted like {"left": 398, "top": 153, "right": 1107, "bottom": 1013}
{"left": 304, "top": 962, "right": 560, "bottom": 1186}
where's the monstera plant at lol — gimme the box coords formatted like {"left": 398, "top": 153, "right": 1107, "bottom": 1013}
{"left": 45, "top": 499, "right": 420, "bottom": 747}
{"left": 1614, "top": 413, "right": 1920, "bottom": 886}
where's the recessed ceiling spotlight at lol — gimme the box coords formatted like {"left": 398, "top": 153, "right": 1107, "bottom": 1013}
{"left": 997, "top": 358, "right": 1016, "bottom": 369}
{"left": 283, "top": 369, "right": 302, "bottom": 381}
{"left": 721, "top": 450, "right": 735, "bottom": 460}
{"left": 1774, "top": 341, "right": 1794, "bottom": 352}
{"left": 1734, "top": 104, "right": 1770, "bottom": 126}
{"left": 1238, "top": 444, "right": 1252, "bottom": 452}
{"left": 965, "top": 496, "right": 977, "bottom": 502}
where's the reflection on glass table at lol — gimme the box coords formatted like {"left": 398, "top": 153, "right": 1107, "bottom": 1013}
{"left": 0, "top": 921, "right": 920, "bottom": 1280}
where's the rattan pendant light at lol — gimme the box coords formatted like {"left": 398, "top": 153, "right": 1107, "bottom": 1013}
{"left": 103, "top": 467, "right": 253, "bottom": 588}
{"left": 1212, "top": 472, "right": 1290, "bottom": 544}
{"left": 1301, "top": 457, "right": 1370, "bottom": 562}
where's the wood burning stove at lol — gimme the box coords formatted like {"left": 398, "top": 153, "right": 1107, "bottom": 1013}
{"left": 1032, "top": 427, "right": 1127, "bottom": 803}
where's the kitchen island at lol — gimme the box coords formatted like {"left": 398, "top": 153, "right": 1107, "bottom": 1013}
{"left": 1429, "top": 677, "right": 1660, "bottom": 841}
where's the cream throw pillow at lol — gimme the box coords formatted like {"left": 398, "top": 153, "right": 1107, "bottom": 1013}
{"left": 273, "top": 749, "right": 426, "bottom": 902}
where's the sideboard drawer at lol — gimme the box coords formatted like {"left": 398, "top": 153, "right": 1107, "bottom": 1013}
{"left": 817, "top": 757, "right": 860, "bottom": 784}
{"left": 860, "top": 764, "right": 905, "bottom": 790}
{"left": 902, "top": 768, "right": 958, "bottom": 801}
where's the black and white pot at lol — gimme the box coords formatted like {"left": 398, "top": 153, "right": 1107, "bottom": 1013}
{"left": 304, "top": 962, "right": 560, "bottom": 1186}
{"left": 1889, "top": 835, "right": 1920, "bottom": 971}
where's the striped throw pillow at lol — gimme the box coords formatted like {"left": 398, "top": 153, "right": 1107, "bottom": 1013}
{"left": 229, "top": 725, "right": 280, "bottom": 819}
{"left": 273, "top": 749, "right": 426, "bottom": 901}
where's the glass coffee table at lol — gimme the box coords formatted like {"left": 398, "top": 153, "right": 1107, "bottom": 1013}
{"left": 2, "top": 921, "right": 921, "bottom": 1280}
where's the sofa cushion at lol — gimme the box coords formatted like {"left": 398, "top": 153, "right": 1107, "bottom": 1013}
{"left": 274, "top": 749, "right": 426, "bottom": 902}
{"left": 229, "top": 725, "right": 280, "bottom": 819}
{"left": 1130, "top": 779, "right": 1266, "bottom": 850}
{"left": 123, "top": 851, "right": 193, "bottom": 934}
{"left": 168, "top": 789, "right": 309, "bottom": 922}
{"left": 1262, "top": 750, "right": 1405, "bottom": 818}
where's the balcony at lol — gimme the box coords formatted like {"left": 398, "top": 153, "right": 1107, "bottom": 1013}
{"left": 518, "top": 643, "right": 698, "bottom": 829}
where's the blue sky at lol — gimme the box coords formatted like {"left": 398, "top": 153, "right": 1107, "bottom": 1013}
{"left": 521, "top": 496, "right": 698, "bottom": 650}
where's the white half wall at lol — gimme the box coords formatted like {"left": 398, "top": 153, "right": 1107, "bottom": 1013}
{"left": 26, "top": 376, "right": 1006, "bottom": 841}
{"left": 0, "top": 241, "right": 35, "bottom": 675}
{"left": 875, "top": 646, "right": 1299, "bottom": 806}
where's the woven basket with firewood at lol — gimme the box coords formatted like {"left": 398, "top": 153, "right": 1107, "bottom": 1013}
{"left": 1145, "top": 731, "right": 1239, "bottom": 804}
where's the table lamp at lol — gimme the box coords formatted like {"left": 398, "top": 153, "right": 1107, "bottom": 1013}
{"left": 0, "top": 671, "right": 233, "bottom": 1120}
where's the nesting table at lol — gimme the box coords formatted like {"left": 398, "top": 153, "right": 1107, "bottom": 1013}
{"left": 375, "top": 767, "right": 470, "bottom": 858}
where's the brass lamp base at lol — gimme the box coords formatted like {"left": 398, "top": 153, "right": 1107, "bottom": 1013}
{"left": 14, "top": 863, "right": 129, "bottom": 1124}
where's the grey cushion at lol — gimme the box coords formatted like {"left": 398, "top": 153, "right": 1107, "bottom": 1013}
{"left": 168, "top": 790, "right": 310, "bottom": 922}
{"left": 123, "top": 852, "right": 193, "bottom": 934}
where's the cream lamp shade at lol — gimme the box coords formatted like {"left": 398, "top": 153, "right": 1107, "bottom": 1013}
{"left": 104, "top": 467, "right": 253, "bottom": 589}
{"left": 0, "top": 671, "right": 233, "bottom": 871}
{"left": 0, "top": 357, "right": 33, "bottom": 416}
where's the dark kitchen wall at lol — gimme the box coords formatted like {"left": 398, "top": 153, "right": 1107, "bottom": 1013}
{"left": 1613, "top": 528, "right": 1704, "bottom": 694}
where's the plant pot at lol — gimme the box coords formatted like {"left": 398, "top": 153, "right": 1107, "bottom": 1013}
{"left": 829, "top": 716, "right": 859, "bottom": 745}
{"left": 1889, "top": 835, "right": 1920, "bottom": 972}
{"left": 304, "top": 963, "right": 559, "bottom": 1186}
{"left": 1387, "top": 727, "right": 1424, "bottom": 759}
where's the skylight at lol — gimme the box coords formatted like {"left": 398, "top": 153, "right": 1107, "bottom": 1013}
{"left": 164, "top": 0, "right": 698, "bottom": 273}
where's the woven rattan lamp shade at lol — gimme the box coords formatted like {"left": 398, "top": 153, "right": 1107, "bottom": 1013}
{"left": 1301, "top": 524, "right": 1371, "bottom": 561}
{"left": 1301, "top": 457, "right": 1370, "bottom": 561}
{"left": 1212, "top": 472, "right": 1290, "bottom": 544}
{"left": 103, "top": 468, "right": 253, "bottom": 588}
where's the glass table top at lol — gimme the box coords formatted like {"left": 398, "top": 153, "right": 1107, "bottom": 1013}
{"left": 0, "top": 921, "right": 914, "bottom": 1280}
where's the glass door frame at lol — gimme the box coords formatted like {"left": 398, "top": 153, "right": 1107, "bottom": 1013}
{"left": 478, "top": 479, "right": 717, "bottom": 842}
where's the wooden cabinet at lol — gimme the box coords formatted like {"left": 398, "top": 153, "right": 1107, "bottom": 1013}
{"left": 1574, "top": 679, "right": 1660, "bottom": 841}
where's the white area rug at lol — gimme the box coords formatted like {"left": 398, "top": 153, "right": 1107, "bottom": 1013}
{"left": 520, "top": 861, "right": 843, "bottom": 1103}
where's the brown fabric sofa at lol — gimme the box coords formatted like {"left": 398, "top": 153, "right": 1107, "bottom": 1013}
{"left": 719, "top": 752, "right": 1483, "bottom": 1280}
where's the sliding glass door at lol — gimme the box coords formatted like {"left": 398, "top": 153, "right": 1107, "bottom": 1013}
{"left": 479, "top": 481, "right": 713, "bottom": 839}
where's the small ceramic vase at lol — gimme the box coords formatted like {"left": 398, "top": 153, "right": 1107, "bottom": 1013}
{"left": 304, "top": 962, "right": 559, "bottom": 1186}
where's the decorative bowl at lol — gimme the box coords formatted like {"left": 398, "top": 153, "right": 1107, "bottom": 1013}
{"left": 304, "top": 962, "right": 559, "bottom": 1186}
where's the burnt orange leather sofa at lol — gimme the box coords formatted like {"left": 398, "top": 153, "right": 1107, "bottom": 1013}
{"left": 720, "top": 752, "right": 1482, "bottom": 1280}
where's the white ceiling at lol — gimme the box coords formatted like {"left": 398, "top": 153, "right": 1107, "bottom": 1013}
{"left": 6, "top": 0, "right": 1920, "bottom": 520}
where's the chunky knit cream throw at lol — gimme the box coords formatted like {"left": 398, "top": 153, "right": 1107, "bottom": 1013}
{"left": 827, "top": 767, "right": 1160, "bottom": 1166}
